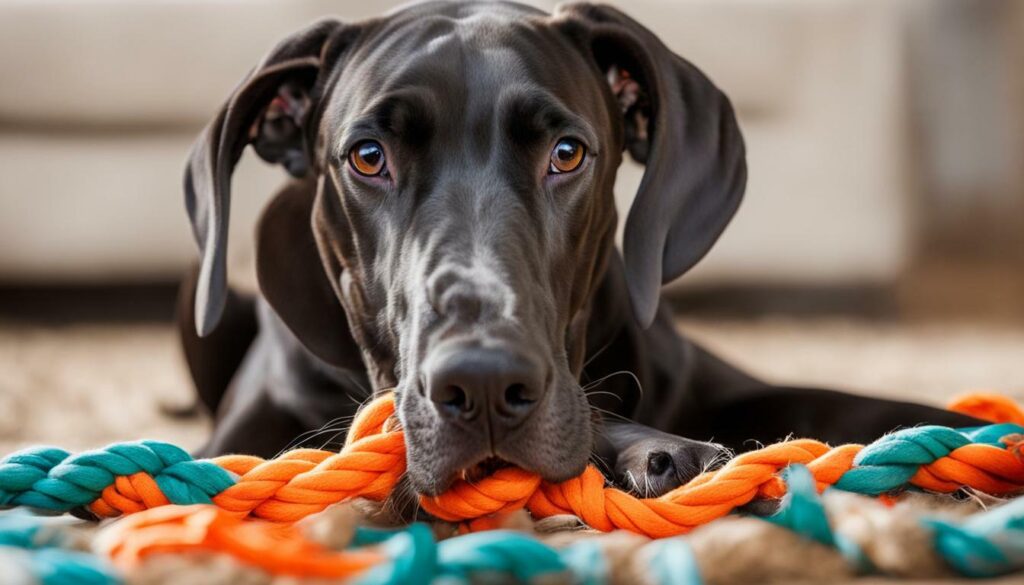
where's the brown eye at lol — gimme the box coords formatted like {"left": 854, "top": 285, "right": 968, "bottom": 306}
{"left": 349, "top": 140, "right": 386, "bottom": 176}
{"left": 549, "top": 138, "right": 585, "bottom": 174}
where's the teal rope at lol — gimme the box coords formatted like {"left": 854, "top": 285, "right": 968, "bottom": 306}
{"left": 644, "top": 538, "right": 702, "bottom": 585}
{"left": 559, "top": 538, "right": 610, "bottom": 585}
{"left": 353, "top": 525, "right": 600, "bottom": 584}
{"left": 768, "top": 465, "right": 870, "bottom": 570}
{"left": 768, "top": 464, "right": 1024, "bottom": 578}
{"left": 0, "top": 512, "right": 121, "bottom": 585}
{"left": 1, "top": 424, "right": 1020, "bottom": 516}
{"left": 0, "top": 442, "right": 234, "bottom": 512}
{"left": 834, "top": 423, "right": 1023, "bottom": 495}
{"left": 350, "top": 524, "right": 701, "bottom": 585}
{"left": 929, "top": 496, "right": 1024, "bottom": 577}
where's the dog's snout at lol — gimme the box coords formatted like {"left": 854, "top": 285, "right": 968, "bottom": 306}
{"left": 424, "top": 343, "right": 546, "bottom": 442}
{"left": 426, "top": 265, "right": 511, "bottom": 323}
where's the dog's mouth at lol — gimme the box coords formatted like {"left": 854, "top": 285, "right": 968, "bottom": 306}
{"left": 460, "top": 456, "right": 513, "bottom": 483}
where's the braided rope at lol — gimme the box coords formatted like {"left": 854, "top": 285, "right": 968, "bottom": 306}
{"left": 2, "top": 393, "right": 1023, "bottom": 584}
{"left": 97, "top": 505, "right": 699, "bottom": 585}
{"left": 2, "top": 395, "right": 1023, "bottom": 538}
{"left": 769, "top": 465, "right": 1024, "bottom": 578}
{"left": 93, "top": 465, "right": 1024, "bottom": 584}
{"left": 0, "top": 512, "right": 120, "bottom": 585}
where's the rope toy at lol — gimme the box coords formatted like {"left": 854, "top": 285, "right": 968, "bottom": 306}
{"left": 7, "top": 467, "right": 1024, "bottom": 585}
{"left": 0, "top": 511, "right": 119, "bottom": 585}
{"left": 3, "top": 394, "right": 1024, "bottom": 539}
{"left": 2, "top": 393, "right": 1023, "bottom": 584}
{"left": 96, "top": 507, "right": 699, "bottom": 585}
{"left": 98, "top": 465, "right": 1021, "bottom": 583}
{"left": 765, "top": 465, "right": 1024, "bottom": 579}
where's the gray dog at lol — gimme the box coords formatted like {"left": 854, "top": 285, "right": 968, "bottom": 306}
{"left": 178, "top": 1, "right": 980, "bottom": 504}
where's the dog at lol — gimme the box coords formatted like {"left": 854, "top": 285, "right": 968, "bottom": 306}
{"left": 178, "top": 0, "right": 981, "bottom": 503}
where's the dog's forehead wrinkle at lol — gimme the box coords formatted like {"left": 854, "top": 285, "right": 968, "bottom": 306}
{"left": 332, "top": 6, "right": 573, "bottom": 156}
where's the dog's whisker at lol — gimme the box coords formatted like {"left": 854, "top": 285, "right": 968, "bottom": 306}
{"left": 581, "top": 370, "right": 634, "bottom": 393}
{"left": 588, "top": 451, "right": 613, "bottom": 479}
{"left": 275, "top": 417, "right": 357, "bottom": 457}
{"left": 316, "top": 428, "right": 351, "bottom": 451}
{"left": 583, "top": 390, "right": 622, "bottom": 401}
{"left": 281, "top": 427, "right": 346, "bottom": 454}
{"left": 580, "top": 338, "right": 616, "bottom": 373}
{"left": 381, "top": 476, "right": 420, "bottom": 522}
{"left": 287, "top": 419, "right": 353, "bottom": 444}
{"left": 346, "top": 390, "right": 369, "bottom": 406}
{"left": 587, "top": 403, "right": 634, "bottom": 424}
{"left": 624, "top": 470, "right": 640, "bottom": 495}
{"left": 580, "top": 369, "right": 644, "bottom": 403}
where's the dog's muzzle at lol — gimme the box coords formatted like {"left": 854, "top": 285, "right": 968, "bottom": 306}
{"left": 422, "top": 338, "right": 548, "bottom": 448}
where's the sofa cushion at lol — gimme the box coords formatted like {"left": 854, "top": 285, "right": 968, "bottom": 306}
{"left": 0, "top": 0, "right": 802, "bottom": 126}
{"left": 0, "top": 0, "right": 408, "bottom": 126}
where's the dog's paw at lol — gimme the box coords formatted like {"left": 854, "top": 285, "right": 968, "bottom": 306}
{"left": 614, "top": 435, "right": 731, "bottom": 498}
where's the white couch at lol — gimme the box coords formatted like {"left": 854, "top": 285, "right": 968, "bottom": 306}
{"left": 0, "top": 0, "right": 917, "bottom": 288}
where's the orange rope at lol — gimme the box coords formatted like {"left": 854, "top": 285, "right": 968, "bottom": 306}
{"left": 82, "top": 393, "right": 1024, "bottom": 538}
{"left": 949, "top": 393, "right": 1024, "bottom": 425}
{"left": 100, "top": 504, "right": 382, "bottom": 577}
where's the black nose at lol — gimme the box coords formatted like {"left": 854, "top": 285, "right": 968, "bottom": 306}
{"left": 424, "top": 342, "right": 547, "bottom": 441}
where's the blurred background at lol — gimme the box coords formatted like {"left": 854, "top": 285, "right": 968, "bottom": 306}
{"left": 0, "top": 0, "right": 1022, "bottom": 452}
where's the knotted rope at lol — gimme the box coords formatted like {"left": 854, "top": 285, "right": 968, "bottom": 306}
{"left": 2, "top": 394, "right": 1023, "bottom": 538}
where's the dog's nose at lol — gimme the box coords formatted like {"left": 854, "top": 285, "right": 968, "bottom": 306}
{"left": 424, "top": 343, "right": 546, "bottom": 440}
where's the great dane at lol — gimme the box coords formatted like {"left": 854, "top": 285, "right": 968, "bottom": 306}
{"left": 178, "top": 0, "right": 980, "bottom": 504}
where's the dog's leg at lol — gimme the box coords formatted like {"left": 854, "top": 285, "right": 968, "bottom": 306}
{"left": 644, "top": 335, "right": 988, "bottom": 451}
{"left": 195, "top": 388, "right": 308, "bottom": 459}
{"left": 705, "top": 386, "right": 987, "bottom": 451}
{"left": 197, "top": 301, "right": 373, "bottom": 459}
{"left": 192, "top": 331, "right": 309, "bottom": 458}
{"left": 176, "top": 265, "right": 259, "bottom": 416}
{"left": 595, "top": 386, "right": 983, "bottom": 499}
{"left": 594, "top": 420, "right": 730, "bottom": 497}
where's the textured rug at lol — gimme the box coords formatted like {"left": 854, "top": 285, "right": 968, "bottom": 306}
{"left": 2, "top": 316, "right": 1022, "bottom": 454}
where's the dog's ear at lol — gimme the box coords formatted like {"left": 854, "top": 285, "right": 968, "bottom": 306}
{"left": 185, "top": 19, "right": 356, "bottom": 336}
{"left": 555, "top": 3, "right": 747, "bottom": 327}
{"left": 255, "top": 179, "right": 364, "bottom": 369}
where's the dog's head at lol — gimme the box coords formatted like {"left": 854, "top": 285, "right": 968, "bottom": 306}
{"left": 184, "top": 1, "right": 745, "bottom": 494}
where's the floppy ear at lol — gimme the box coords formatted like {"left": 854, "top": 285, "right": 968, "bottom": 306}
{"left": 185, "top": 19, "right": 355, "bottom": 336}
{"left": 255, "top": 179, "right": 364, "bottom": 369}
{"left": 555, "top": 3, "right": 747, "bottom": 327}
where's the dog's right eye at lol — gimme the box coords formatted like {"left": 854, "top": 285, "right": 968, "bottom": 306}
{"left": 348, "top": 140, "right": 386, "bottom": 177}
{"left": 549, "top": 138, "right": 585, "bottom": 174}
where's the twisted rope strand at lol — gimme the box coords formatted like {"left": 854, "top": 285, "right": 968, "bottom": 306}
{"left": 0, "top": 512, "right": 121, "bottom": 585}
{"left": 2, "top": 394, "right": 1023, "bottom": 538}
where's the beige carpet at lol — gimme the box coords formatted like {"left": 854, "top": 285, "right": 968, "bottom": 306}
{"left": 1, "top": 316, "right": 1022, "bottom": 454}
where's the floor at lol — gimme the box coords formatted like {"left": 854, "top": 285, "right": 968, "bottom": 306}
{"left": 2, "top": 313, "right": 1022, "bottom": 455}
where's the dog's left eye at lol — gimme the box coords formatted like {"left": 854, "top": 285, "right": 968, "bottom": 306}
{"left": 549, "top": 138, "right": 585, "bottom": 174}
{"left": 348, "top": 140, "right": 387, "bottom": 177}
